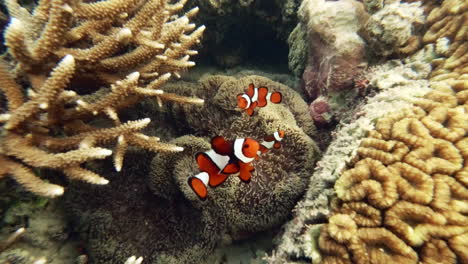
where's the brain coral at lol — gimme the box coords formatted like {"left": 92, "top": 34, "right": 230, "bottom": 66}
{"left": 316, "top": 0, "right": 468, "bottom": 262}
{"left": 319, "top": 80, "right": 467, "bottom": 263}
{"left": 266, "top": 0, "right": 467, "bottom": 263}
{"left": 149, "top": 75, "right": 320, "bottom": 238}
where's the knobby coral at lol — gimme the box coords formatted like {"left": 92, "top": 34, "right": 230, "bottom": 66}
{"left": 0, "top": 0, "right": 205, "bottom": 197}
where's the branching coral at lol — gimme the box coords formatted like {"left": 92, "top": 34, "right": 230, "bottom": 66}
{"left": 0, "top": 0, "right": 205, "bottom": 197}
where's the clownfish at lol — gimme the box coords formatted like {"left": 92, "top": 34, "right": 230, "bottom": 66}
{"left": 188, "top": 136, "right": 260, "bottom": 200}
{"left": 258, "top": 130, "right": 285, "bottom": 155}
{"left": 237, "top": 83, "right": 283, "bottom": 116}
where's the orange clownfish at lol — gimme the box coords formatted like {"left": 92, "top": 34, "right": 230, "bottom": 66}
{"left": 258, "top": 130, "right": 285, "bottom": 155}
{"left": 237, "top": 83, "right": 283, "bottom": 116}
{"left": 188, "top": 136, "right": 260, "bottom": 200}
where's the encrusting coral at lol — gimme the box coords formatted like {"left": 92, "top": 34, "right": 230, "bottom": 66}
{"left": 0, "top": 0, "right": 205, "bottom": 197}
{"left": 362, "top": 1, "right": 425, "bottom": 57}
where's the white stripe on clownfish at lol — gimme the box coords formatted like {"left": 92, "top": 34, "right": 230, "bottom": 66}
{"left": 193, "top": 171, "right": 209, "bottom": 186}
{"left": 261, "top": 140, "right": 275, "bottom": 150}
{"left": 273, "top": 131, "right": 283, "bottom": 142}
{"left": 251, "top": 87, "right": 259, "bottom": 102}
{"left": 266, "top": 92, "right": 272, "bottom": 102}
{"left": 205, "top": 149, "right": 230, "bottom": 172}
{"left": 241, "top": 94, "right": 251, "bottom": 109}
{"left": 234, "top": 138, "right": 255, "bottom": 163}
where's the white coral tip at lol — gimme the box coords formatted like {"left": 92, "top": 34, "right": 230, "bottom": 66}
{"left": 8, "top": 17, "right": 23, "bottom": 29}
{"left": 62, "top": 4, "right": 73, "bottom": 13}
{"left": 98, "top": 178, "right": 110, "bottom": 184}
{"left": 63, "top": 90, "right": 77, "bottom": 97}
{"left": 15, "top": 227, "right": 26, "bottom": 235}
{"left": 98, "top": 149, "right": 113, "bottom": 156}
{"left": 118, "top": 28, "right": 132, "bottom": 41}
{"left": 128, "top": 72, "right": 140, "bottom": 81}
{"left": 62, "top": 54, "right": 75, "bottom": 65}
{"left": 33, "top": 257, "right": 47, "bottom": 264}
{"left": 39, "top": 103, "right": 48, "bottom": 109}
{"left": 161, "top": 73, "right": 172, "bottom": 79}
{"left": 50, "top": 186, "right": 65, "bottom": 197}
{"left": 141, "top": 118, "right": 151, "bottom": 125}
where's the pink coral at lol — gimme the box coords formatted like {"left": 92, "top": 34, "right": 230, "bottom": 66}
{"left": 309, "top": 96, "right": 332, "bottom": 127}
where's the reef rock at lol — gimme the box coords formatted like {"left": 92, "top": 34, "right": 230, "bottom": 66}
{"left": 294, "top": 0, "right": 368, "bottom": 99}
{"left": 362, "top": 1, "right": 425, "bottom": 57}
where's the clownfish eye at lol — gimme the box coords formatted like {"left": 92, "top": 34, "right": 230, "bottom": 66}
{"left": 243, "top": 144, "right": 249, "bottom": 148}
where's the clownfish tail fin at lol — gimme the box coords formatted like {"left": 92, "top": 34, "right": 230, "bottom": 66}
{"left": 270, "top": 92, "right": 282, "bottom": 104}
{"left": 188, "top": 172, "right": 209, "bottom": 200}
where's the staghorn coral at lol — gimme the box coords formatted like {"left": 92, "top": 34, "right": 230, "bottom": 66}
{"left": 0, "top": 0, "right": 205, "bottom": 197}
{"left": 150, "top": 75, "right": 320, "bottom": 238}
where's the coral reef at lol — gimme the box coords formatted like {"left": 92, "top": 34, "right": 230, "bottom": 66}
{"left": 267, "top": 59, "right": 432, "bottom": 263}
{"left": 317, "top": 78, "right": 467, "bottom": 263}
{"left": 269, "top": 0, "right": 467, "bottom": 263}
{"left": 0, "top": 0, "right": 205, "bottom": 197}
{"left": 150, "top": 75, "right": 320, "bottom": 237}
